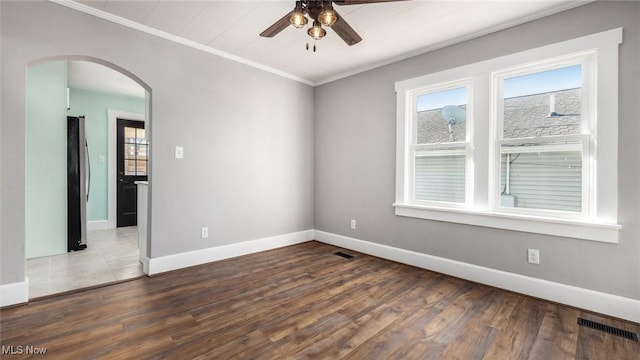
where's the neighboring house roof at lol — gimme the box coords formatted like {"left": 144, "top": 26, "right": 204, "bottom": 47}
{"left": 417, "top": 106, "right": 466, "bottom": 144}
{"left": 417, "top": 88, "right": 581, "bottom": 143}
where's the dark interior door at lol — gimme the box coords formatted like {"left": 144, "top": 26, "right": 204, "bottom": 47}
{"left": 117, "top": 119, "right": 148, "bottom": 227}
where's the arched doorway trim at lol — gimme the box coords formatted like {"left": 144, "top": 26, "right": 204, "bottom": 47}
{"left": 26, "top": 55, "right": 152, "bottom": 278}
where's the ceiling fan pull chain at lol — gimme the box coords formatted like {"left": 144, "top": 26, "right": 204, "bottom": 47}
{"left": 306, "top": 17, "right": 311, "bottom": 51}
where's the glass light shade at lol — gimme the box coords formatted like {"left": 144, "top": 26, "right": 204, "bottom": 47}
{"left": 307, "top": 21, "right": 326, "bottom": 40}
{"left": 319, "top": 6, "right": 337, "bottom": 27}
{"left": 290, "top": 11, "right": 308, "bottom": 28}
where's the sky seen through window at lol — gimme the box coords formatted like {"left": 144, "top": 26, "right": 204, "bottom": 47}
{"left": 417, "top": 65, "right": 582, "bottom": 112}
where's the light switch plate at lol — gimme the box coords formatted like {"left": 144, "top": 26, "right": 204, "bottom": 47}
{"left": 175, "top": 146, "right": 184, "bottom": 159}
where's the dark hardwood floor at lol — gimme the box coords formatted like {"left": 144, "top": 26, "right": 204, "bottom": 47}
{"left": 1, "top": 241, "right": 638, "bottom": 359}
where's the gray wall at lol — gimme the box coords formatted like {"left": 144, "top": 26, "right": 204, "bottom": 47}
{"left": 314, "top": 1, "right": 640, "bottom": 299}
{"left": 2, "top": 1, "right": 638, "bottom": 302}
{"left": 0, "top": 1, "right": 314, "bottom": 284}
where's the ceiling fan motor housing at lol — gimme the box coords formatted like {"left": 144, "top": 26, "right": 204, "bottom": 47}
{"left": 260, "top": 0, "right": 397, "bottom": 46}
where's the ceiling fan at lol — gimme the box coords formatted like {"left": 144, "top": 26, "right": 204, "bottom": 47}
{"left": 260, "top": 0, "right": 406, "bottom": 51}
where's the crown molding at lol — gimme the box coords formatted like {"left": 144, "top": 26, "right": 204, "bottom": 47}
{"left": 314, "top": 0, "right": 593, "bottom": 86}
{"left": 50, "top": 1, "right": 593, "bottom": 88}
{"left": 49, "top": 0, "right": 315, "bottom": 86}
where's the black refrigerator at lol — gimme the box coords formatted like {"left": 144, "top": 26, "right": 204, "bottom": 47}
{"left": 67, "top": 116, "right": 89, "bottom": 252}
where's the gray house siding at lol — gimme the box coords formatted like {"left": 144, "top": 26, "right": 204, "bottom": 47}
{"left": 415, "top": 154, "right": 465, "bottom": 203}
{"left": 500, "top": 151, "right": 582, "bottom": 212}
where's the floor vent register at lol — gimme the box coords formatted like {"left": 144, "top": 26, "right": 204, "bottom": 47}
{"left": 577, "top": 318, "right": 638, "bottom": 342}
{"left": 333, "top": 251, "right": 354, "bottom": 260}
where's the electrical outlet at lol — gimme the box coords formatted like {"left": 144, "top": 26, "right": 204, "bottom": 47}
{"left": 527, "top": 249, "right": 540, "bottom": 264}
{"left": 201, "top": 227, "right": 208, "bottom": 239}
{"left": 175, "top": 146, "right": 184, "bottom": 159}
{"left": 350, "top": 219, "right": 356, "bottom": 230}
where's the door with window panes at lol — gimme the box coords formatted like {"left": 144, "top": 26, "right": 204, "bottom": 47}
{"left": 117, "top": 119, "right": 148, "bottom": 227}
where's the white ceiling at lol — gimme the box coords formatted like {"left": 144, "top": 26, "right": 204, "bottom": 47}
{"left": 67, "top": 61, "right": 146, "bottom": 98}
{"left": 62, "top": 0, "right": 590, "bottom": 87}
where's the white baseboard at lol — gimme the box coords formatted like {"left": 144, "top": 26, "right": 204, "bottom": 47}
{"left": 0, "top": 278, "right": 29, "bottom": 307}
{"left": 87, "top": 220, "right": 109, "bottom": 231}
{"left": 148, "top": 230, "right": 314, "bottom": 275}
{"left": 10, "top": 227, "right": 632, "bottom": 321}
{"left": 141, "top": 256, "right": 150, "bottom": 275}
{"left": 313, "top": 230, "right": 640, "bottom": 323}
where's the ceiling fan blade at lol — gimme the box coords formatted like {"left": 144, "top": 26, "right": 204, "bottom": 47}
{"left": 331, "top": 14, "right": 362, "bottom": 46}
{"left": 260, "top": 11, "right": 293, "bottom": 38}
{"left": 334, "top": 0, "right": 409, "bottom": 5}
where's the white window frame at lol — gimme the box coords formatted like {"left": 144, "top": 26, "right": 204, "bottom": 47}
{"left": 407, "top": 79, "right": 473, "bottom": 208}
{"left": 491, "top": 52, "right": 595, "bottom": 220}
{"left": 394, "top": 28, "right": 622, "bottom": 243}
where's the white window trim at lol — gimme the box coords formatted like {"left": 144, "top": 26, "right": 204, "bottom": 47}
{"left": 394, "top": 28, "right": 622, "bottom": 243}
{"left": 491, "top": 52, "right": 595, "bottom": 220}
{"left": 407, "top": 79, "right": 473, "bottom": 208}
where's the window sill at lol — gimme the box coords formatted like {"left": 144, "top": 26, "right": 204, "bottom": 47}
{"left": 393, "top": 203, "right": 620, "bottom": 243}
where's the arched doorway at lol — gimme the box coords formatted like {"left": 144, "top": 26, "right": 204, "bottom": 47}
{"left": 25, "top": 56, "right": 152, "bottom": 298}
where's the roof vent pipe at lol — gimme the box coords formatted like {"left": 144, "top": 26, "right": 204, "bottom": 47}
{"left": 548, "top": 94, "right": 558, "bottom": 117}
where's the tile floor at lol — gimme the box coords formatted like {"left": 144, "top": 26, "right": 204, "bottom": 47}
{"left": 26, "top": 226, "right": 144, "bottom": 299}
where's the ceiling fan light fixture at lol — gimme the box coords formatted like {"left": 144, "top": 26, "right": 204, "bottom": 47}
{"left": 307, "top": 20, "right": 326, "bottom": 40}
{"left": 319, "top": 2, "right": 337, "bottom": 27}
{"left": 290, "top": 2, "right": 308, "bottom": 28}
{"left": 260, "top": 0, "right": 363, "bottom": 47}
